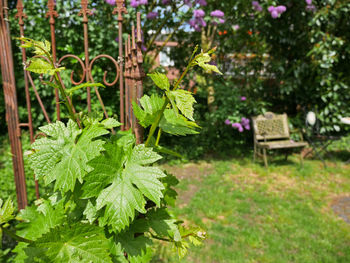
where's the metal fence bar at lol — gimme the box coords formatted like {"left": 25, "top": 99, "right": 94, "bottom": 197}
{"left": 135, "top": 12, "right": 144, "bottom": 144}
{"left": 46, "top": 0, "right": 60, "bottom": 121}
{"left": 79, "top": 0, "right": 92, "bottom": 112}
{"left": 113, "top": 0, "right": 127, "bottom": 130}
{"left": 0, "top": 0, "right": 28, "bottom": 209}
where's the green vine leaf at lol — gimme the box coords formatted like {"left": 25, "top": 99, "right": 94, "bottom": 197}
{"left": 146, "top": 208, "right": 181, "bottom": 242}
{"left": 16, "top": 200, "right": 65, "bottom": 241}
{"left": 96, "top": 178, "right": 147, "bottom": 231}
{"left": 83, "top": 139, "right": 166, "bottom": 232}
{"left": 0, "top": 198, "right": 15, "bottom": 225}
{"left": 101, "top": 118, "right": 122, "bottom": 129}
{"left": 115, "top": 231, "right": 153, "bottom": 263}
{"left": 65, "top": 82, "right": 105, "bottom": 96}
{"left": 26, "top": 58, "right": 64, "bottom": 76}
{"left": 148, "top": 72, "right": 170, "bottom": 90}
{"left": 33, "top": 40, "right": 51, "bottom": 56}
{"left": 30, "top": 120, "right": 109, "bottom": 192}
{"left": 132, "top": 94, "right": 166, "bottom": 128}
{"left": 13, "top": 200, "right": 66, "bottom": 263}
{"left": 83, "top": 200, "right": 98, "bottom": 224}
{"left": 24, "top": 223, "right": 112, "bottom": 263}
{"left": 159, "top": 109, "right": 200, "bottom": 136}
{"left": 109, "top": 243, "right": 129, "bottom": 263}
{"left": 161, "top": 172, "right": 179, "bottom": 207}
{"left": 168, "top": 89, "right": 196, "bottom": 121}
{"left": 194, "top": 53, "right": 222, "bottom": 75}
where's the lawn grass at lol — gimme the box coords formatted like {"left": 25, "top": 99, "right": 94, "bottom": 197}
{"left": 155, "top": 156, "right": 350, "bottom": 262}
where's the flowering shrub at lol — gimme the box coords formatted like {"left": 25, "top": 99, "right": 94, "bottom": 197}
{"left": 224, "top": 95, "right": 251, "bottom": 133}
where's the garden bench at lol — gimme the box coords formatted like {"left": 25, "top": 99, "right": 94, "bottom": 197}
{"left": 252, "top": 112, "right": 308, "bottom": 168}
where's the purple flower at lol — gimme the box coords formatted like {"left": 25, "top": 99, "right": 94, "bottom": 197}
{"left": 194, "top": 9, "right": 205, "bottom": 18}
{"left": 210, "top": 10, "right": 224, "bottom": 18}
{"left": 196, "top": 0, "right": 207, "bottom": 6}
{"left": 184, "top": 0, "right": 192, "bottom": 7}
{"left": 194, "top": 24, "right": 201, "bottom": 32}
{"left": 198, "top": 17, "right": 207, "bottom": 27}
{"left": 233, "top": 24, "right": 240, "bottom": 31}
{"left": 225, "top": 119, "right": 231, "bottom": 125}
{"left": 241, "top": 117, "right": 250, "bottom": 125}
{"left": 252, "top": 1, "right": 262, "bottom": 12}
{"left": 189, "top": 19, "right": 196, "bottom": 27}
{"left": 241, "top": 96, "right": 246, "bottom": 101}
{"left": 244, "top": 124, "right": 250, "bottom": 130}
{"left": 271, "top": 10, "right": 279, "bottom": 18}
{"left": 105, "top": 0, "right": 115, "bottom": 4}
{"left": 130, "top": 0, "right": 148, "bottom": 7}
{"left": 268, "top": 6, "right": 275, "bottom": 12}
{"left": 276, "top": 5, "right": 287, "bottom": 14}
{"left": 305, "top": 0, "right": 312, "bottom": 4}
{"left": 162, "top": 0, "right": 171, "bottom": 4}
{"left": 147, "top": 11, "right": 158, "bottom": 19}
{"left": 130, "top": 0, "right": 139, "bottom": 7}
{"left": 218, "top": 18, "right": 225, "bottom": 24}
{"left": 268, "top": 5, "right": 286, "bottom": 18}
{"left": 306, "top": 4, "right": 316, "bottom": 12}
{"left": 231, "top": 123, "right": 244, "bottom": 132}
{"left": 115, "top": 37, "right": 119, "bottom": 42}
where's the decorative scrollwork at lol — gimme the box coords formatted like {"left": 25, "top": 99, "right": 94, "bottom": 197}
{"left": 46, "top": 0, "right": 59, "bottom": 25}
{"left": 78, "top": 0, "right": 93, "bottom": 23}
{"left": 88, "top": 54, "right": 120, "bottom": 86}
{"left": 15, "top": 0, "right": 27, "bottom": 26}
{"left": 58, "top": 54, "right": 86, "bottom": 85}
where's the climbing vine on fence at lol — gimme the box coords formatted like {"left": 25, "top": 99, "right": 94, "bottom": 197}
{"left": 0, "top": 38, "right": 220, "bottom": 262}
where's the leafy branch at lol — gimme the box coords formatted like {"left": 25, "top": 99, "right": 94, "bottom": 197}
{"left": 19, "top": 37, "right": 77, "bottom": 122}
{"left": 139, "top": 46, "right": 222, "bottom": 147}
{"left": 2, "top": 39, "right": 221, "bottom": 262}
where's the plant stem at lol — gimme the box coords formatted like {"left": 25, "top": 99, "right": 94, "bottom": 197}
{"left": 173, "top": 63, "right": 193, "bottom": 91}
{"left": 53, "top": 74, "right": 77, "bottom": 122}
{"left": 173, "top": 49, "right": 205, "bottom": 91}
{"left": 33, "top": 42, "right": 77, "bottom": 122}
{"left": 145, "top": 99, "right": 168, "bottom": 147}
{"left": 2, "top": 227, "right": 33, "bottom": 243}
{"left": 155, "top": 128, "right": 162, "bottom": 146}
{"left": 144, "top": 50, "right": 203, "bottom": 146}
{"left": 150, "top": 233, "right": 172, "bottom": 242}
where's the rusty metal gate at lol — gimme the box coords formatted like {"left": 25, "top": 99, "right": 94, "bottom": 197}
{"left": 0, "top": 0, "right": 144, "bottom": 209}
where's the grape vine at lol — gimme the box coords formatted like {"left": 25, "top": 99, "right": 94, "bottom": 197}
{"left": 0, "top": 38, "right": 221, "bottom": 262}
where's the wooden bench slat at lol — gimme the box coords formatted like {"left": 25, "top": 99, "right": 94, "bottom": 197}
{"left": 257, "top": 140, "right": 308, "bottom": 149}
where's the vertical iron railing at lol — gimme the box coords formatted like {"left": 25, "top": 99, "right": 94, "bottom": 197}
{"left": 0, "top": 0, "right": 28, "bottom": 209}
{"left": 16, "top": 0, "right": 40, "bottom": 200}
{"left": 1, "top": 0, "right": 145, "bottom": 208}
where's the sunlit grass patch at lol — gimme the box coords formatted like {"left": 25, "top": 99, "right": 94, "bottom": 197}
{"left": 154, "top": 157, "right": 350, "bottom": 263}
